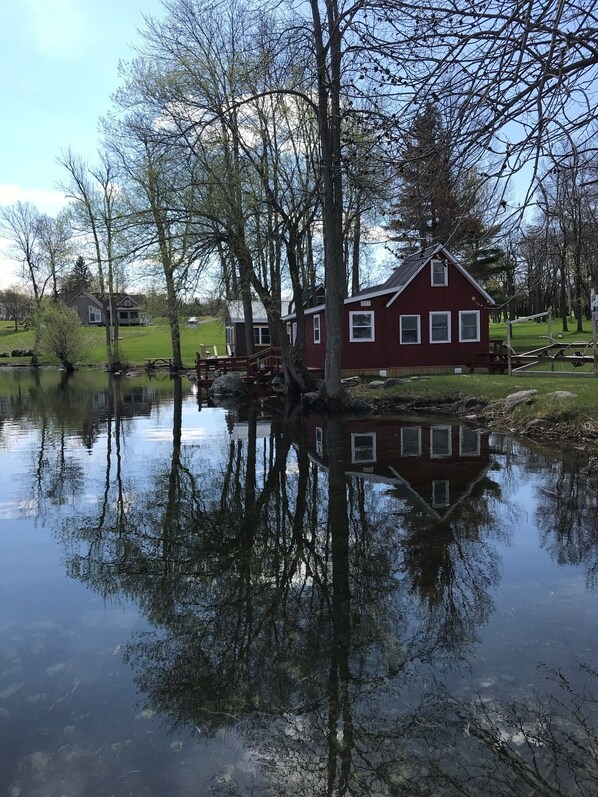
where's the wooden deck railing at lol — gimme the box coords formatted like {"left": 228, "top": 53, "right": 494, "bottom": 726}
{"left": 195, "top": 346, "right": 282, "bottom": 382}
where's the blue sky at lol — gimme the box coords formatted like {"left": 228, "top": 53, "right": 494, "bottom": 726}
{"left": 0, "top": 0, "right": 165, "bottom": 286}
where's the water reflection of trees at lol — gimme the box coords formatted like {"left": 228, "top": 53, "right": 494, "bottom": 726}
{"left": 3, "top": 369, "right": 178, "bottom": 525}
{"left": 535, "top": 457, "right": 598, "bottom": 589}
{"left": 46, "top": 387, "right": 598, "bottom": 795}
{"left": 410, "top": 663, "right": 598, "bottom": 797}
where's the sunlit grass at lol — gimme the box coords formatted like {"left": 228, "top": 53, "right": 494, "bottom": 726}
{"left": 490, "top": 318, "right": 596, "bottom": 352}
{"left": 351, "top": 372, "right": 598, "bottom": 422}
{"left": 0, "top": 318, "right": 226, "bottom": 367}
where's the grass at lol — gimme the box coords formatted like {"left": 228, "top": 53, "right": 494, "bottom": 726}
{"left": 490, "top": 317, "right": 596, "bottom": 352}
{"left": 0, "top": 318, "right": 226, "bottom": 367}
{"left": 350, "top": 372, "right": 598, "bottom": 423}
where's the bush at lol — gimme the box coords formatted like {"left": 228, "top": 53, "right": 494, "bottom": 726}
{"left": 32, "top": 300, "right": 89, "bottom": 371}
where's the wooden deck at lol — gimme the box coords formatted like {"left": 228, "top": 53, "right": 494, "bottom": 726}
{"left": 195, "top": 346, "right": 282, "bottom": 386}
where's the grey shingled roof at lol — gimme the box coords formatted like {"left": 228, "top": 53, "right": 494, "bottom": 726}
{"left": 352, "top": 245, "right": 441, "bottom": 298}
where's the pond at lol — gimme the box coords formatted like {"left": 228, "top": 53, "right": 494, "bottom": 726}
{"left": 0, "top": 368, "right": 597, "bottom": 796}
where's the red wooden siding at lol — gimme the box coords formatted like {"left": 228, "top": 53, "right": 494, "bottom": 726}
{"left": 301, "top": 256, "right": 490, "bottom": 372}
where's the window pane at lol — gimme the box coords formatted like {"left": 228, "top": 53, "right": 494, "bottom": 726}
{"left": 432, "top": 480, "right": 449, "bottom": 507}
{"left": 431, "top": 314, "right": 449, "bottom": 342}
{"left": 431, "top": 427, "right": 451, "bottom": 456}
{"left": 401, "top": 316, "right": 419, "bottom": 343}
{"left": 401, "top": 427, "right": 421, "bottom": 456}
{"left": 352, "top": 433, "right": 376, "bottom": 463}
{"left": 460, "top": 427, "right": 480, "bottom": 455}
{"left": 460, "top": 312, "right": 478, "bottom": 340}
{"left": 351, "top": 313, "right": 373, "bottom": 340}
{"left": 432, "top": 260, "right": 446, "bottom": 285}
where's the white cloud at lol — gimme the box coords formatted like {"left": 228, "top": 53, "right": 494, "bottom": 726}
{"left": 0, "top": 249, "right": 22, "bottom": 290}
{"left": 23, "top": 0, "right": 90, "bottom": 59}
{"left": 0, "top": 184, "right": 69, "bottom": 216}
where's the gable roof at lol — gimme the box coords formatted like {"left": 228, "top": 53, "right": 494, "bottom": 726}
{"left": 63, "top": 290, "right": 145, "bottom": 308}
{"left": 345, "top": 243, "right": 494, "bottom": 306}
{"left": 227, "top": 300, "right": 270, "bottom": 325}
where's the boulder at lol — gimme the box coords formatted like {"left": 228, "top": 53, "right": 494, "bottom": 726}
{"left": 367, "top": 380, "right": 386, "bottom": 389}
{"left": 344, "top": 397, "right": 375, "bottom": 413}
{"left": 451, "top": 396, "right": 488, "bottom": 415}
{"left": 504, "top": 390, "right": 538, "bottom": 412}
{"left": 546, "top": 390, "right": 578, "bottom": 400}
{"left": 209, "top": 373, "right": 248, "bottom": 398}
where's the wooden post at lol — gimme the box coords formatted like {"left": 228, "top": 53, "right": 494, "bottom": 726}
{"left": 548, "top": 309, "right": 553, "bottom": 342}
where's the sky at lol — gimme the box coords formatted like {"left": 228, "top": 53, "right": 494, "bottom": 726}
{"left": 0, "top": 0, "right": 166, "bottom": 288}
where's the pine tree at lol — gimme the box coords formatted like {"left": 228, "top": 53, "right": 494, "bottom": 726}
{"left": 392, "top": 103, "right": 486, "bottom": 251}
{"left": 61, "top": 256, "right": 93, "bottom": 297}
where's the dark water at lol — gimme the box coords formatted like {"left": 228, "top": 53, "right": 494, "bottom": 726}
{"left": 0, "top": 369, "right": 597, "bottom": 796}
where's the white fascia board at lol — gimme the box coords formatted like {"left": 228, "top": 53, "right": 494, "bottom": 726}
{"left": 281, "top": 303, "right": 326, "bottom": 322}
{"left": 345, "top": 287, "right": 399, "bottom": 304}
{"left": 385, "top": 272, "right": 421, "bottom": 307}
{"left": 456, "top": 267, "right": 495, "bottom": 304}
{"left": 385, "top": 251, "right": 494, "bottom": 308}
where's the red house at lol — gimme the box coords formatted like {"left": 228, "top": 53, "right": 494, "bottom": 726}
{"left": 284, "top": 244, "right": 494, "bottom": 376}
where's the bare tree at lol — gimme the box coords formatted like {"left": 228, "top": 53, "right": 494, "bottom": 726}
{"left": 106, "top": 105, "right": 208, "bottom": 371}
{"left": 60, "top": 150, "right": 123, "bottom": 368}
{"left": 0, "top": 286, "right": 32, "bottom": 331}
{"left": 0, "top": 201, "right": 49, "bottom": 302}
{"left": 36, "top": 210, "right": 73, "bottom": 301}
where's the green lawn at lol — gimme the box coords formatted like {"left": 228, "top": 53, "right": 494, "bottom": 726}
{"left": 352, "top": 372, "right": 598, "bottom": 423}
{"left": 490, "top": 317, "right": 596, "bottom": 352}
{"left": 0, "top": 318, "right": 226, "bottom": 367}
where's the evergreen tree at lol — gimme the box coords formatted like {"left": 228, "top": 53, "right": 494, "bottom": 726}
{"left": 392, "top": 103, "right": 487, "bottom": 251}
{"left": 61, "top": 256, "right": 93, "bottom": 297}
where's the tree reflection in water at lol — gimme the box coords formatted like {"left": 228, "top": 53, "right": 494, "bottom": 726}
{"left": 52, "top": 386, "right": 598, "bottom": 796}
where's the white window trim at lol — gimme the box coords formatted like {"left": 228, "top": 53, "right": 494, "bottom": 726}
{"left": 253, "top": 326, "right": 271, "bottom": 346}
{"left": 349, "top": 310, "right": 375, "bottom": 342}
{"left": 88, "top": 305, "right": 101, "bottom": 323}
{"left": 399, "top": 314, "right": 421, "bottom": 345}
{"left": 351, "top": 432, "right": 377, "bottom": 464}
{"left": 401, "top": 426, "right": 422, "bottom": 457}
{"left": 459, "top": 426, "right": 481, "bottom": 457}
{"left": 432, "top": 480, "right": 450, "bottom": 507}
{"left": 431, "top": 259, "right": 448, "bottom": 287}
{"left": 313, "top": 314, "right": 321, "bottom": 344}
{"left": 429, "top": 311, "right": 451, "bottom": 344}
{"left": 430, "top": 425, "right": 452, "bottom": 458}
{"left": 459, "top": 309, "right": 480, "bottom": 343}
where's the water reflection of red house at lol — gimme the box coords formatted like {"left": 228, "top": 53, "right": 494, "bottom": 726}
{"left": 303, "top": 416, "right": 492, "bottom": 520}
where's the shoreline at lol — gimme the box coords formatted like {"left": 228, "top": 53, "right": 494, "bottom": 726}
{"left": 346, "top": 382, "right": 598, "bottom": 463}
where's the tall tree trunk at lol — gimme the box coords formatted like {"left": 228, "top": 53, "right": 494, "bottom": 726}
{"left": 165, "top": 269, "right": 183, "bottom": 370}
{"left": 310, "top": 0, "right": 346, "bottom": 406}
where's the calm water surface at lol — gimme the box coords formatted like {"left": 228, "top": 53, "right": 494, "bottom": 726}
{"left": 0, "top": 369, "right": 597, "bottom": 796}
